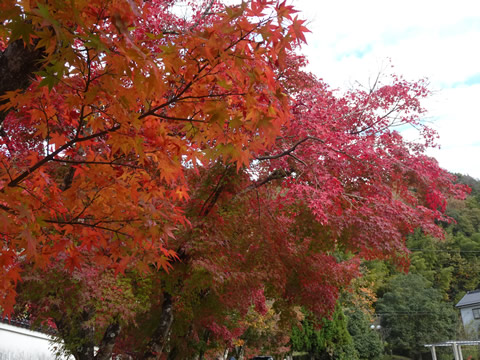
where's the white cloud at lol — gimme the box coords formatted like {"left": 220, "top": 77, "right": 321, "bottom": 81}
{"left": 424, "top": 84, "right": 480, "bottom": 177}
{"left": 293, "top": 0, "right": 480, "bottom": 178}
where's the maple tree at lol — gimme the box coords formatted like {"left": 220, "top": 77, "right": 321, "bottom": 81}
{"left": 0, "top": 0, "right": 469, "bottom": 359}
{"left": 0, "top": 0, "right": 297, "bottom": 307}
{"left": 149, "top": 70, "right": 468, "bottom": 358}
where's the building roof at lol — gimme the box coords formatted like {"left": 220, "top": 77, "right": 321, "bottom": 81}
{"left": 1, "top": 316, "right": 54, "bottom": 335}
{"left": 456, "top": 290, "right": 480, "bottom": 308}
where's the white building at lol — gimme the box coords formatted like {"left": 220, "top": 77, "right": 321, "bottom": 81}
{"left": 0, "top": 319, "right": 66, "bottom": 360}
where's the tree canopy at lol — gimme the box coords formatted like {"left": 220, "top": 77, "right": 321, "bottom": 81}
{"left": 0, "top": 0, "right": 469, "bottom": 359}
{"left": 377, "top": 273, "right": 457, "bottom": 359}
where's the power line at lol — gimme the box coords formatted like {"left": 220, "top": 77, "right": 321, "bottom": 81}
{"left": 409, "top": 249, "right": 480, "bottom": 253}
{"left": 376, "top": 312, "right": 445, "bottom": 315}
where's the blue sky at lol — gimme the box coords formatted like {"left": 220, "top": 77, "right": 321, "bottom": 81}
{"left": 294, "top": 0, "right": 480, "bottom": 179}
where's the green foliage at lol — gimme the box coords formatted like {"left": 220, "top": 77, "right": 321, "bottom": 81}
{"left": 291, "top": 305, "right": 358, "bottom": 360}
{"left": 16, "top": 265, "right": 154, "bottom": 358}
{"left": 407, "top": 230, "right": 453, "bottom": 297}
{"left": 406, "top": 181, "right": 480, "bottom": 303}
{"left": 346, "top": 308, "right": 384, "bottom": 360}
{"left": 376, "top": 273, "right": 457, "bottom": 359}
{"left": 454, "top": 174, "right": 480, "bottom": 199}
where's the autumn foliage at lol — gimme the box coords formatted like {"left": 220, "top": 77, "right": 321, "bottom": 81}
{"left": 0, "top": 0, "right": 468, "bottom": 359}
{"left": 0, "top": 0, "right": 299, "bottom": 311}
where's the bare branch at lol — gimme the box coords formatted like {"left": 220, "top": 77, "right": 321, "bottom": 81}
{"left": 188, "top": 0, "right": 215, "bottom": 32}
{"left": 258, "top": 135, "right": 359, "bottom": 164}
{"left": 256, "top": 137, "right": 310, "bottom": 161}
{"left": 52, "top": 158, "right": 143, "bottom": 169}
{"left": 149, "top": 113, "right": 205, "bottom": 123}
{"left": 236, "top": 168, "right": 293, "bottom": 197}
{"left": 44, "top": 219, "right": 131, "bottom": 237}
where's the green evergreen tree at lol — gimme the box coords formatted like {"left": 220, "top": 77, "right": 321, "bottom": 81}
{"left": 346, "top": 308, "right": 384, "bottom": 360}
{"left": 291, "top": 305, "right": 358, "bottom": 360}
{"left": 377, "top": 273, "right": 457, "bottom": 360}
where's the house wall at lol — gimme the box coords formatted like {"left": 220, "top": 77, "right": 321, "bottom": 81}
{"left": 460, "top": 307, "right": 480, "bottom": 336}
{"left": 0, "top": 322, "right": 69, "bottom": 360}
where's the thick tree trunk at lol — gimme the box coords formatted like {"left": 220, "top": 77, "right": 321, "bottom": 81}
{"left": 237, "top": 346, "right": 244, "bottom": 360}
{"left": 75, "top": 337, "right": 95, "bottom": 360}
{"left": 197, "top": 330, "right": 210, "bottom": 360}
{"left": 95, "top": 322, "right": 121, "bottom": 360}
{"left": 143, "top": 293, "right": 174, "bottom": 359}
{"left": 56, "top": 314, "right": 121, "bottom": 360}
{"left": 0, "top": 38, "right": 45, "bottom": 122}
{"left": 166, "top": 345, "right": 179, "bottom": 360}
{"left": 55, "top": 310, "right": 96, "bottom": 360}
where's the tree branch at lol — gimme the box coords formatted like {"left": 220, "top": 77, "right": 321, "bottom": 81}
{"left": 256, "top": 137, "right": 310, "bottom": 161}
{"left": 43, "top": 219, "right": 131, "bottom": 237}
{"left": 52, "top": 158, "right": 142, "bottom": 169}
{"left": 236, "top": 168, "right": 293, "bottom": 197}
{"left": 188, "top": 0, "right": 215, "bottom": 32}
{"left": 5, "top": 124, "right": 120, "bottom": 189}
{"left": 148, "top": 113, "right": 205, "bottom": 123}
{"left": 257, "top": 135, "right": 359, "bottom": 163}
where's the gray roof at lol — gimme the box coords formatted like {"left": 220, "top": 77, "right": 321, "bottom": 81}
{"left": 456, "top": 290, "right": 480, "bottom": 308}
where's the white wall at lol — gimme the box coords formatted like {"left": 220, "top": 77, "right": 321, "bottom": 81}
{"left": 0, "top": 322, "right": 68, "bottom": 360}
{"left": 460, "top": 307, "right": 480, "bottom": 337}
